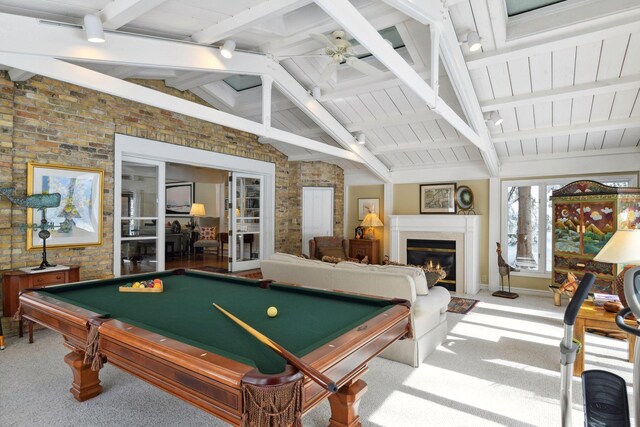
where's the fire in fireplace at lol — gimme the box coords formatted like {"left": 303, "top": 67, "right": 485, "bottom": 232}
{"left": 407, "top": 239, "right": 456, "bottom": 291}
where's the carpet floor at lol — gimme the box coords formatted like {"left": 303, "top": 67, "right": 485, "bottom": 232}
{"left": 1, "top": 290, "right": 635, "bottom": 426}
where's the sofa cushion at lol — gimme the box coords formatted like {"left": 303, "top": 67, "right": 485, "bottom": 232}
{"left": 199, "top": 226, "right": 217, "bottom": 240}
{"left": 336, "top": 262, "right": 429, "bottom": 296}
{"left": 318, "top": 246, "right": 347, "bottom": 259}
{"left": 270, "top": 252, "right": 327, "bottom": 266}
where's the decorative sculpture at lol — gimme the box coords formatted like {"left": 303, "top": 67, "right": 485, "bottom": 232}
{"left": 493, "top": 242, "right": 520, "bottom": 299}
{"left": 0, "top": 187, "right": 62, "bottom": 270}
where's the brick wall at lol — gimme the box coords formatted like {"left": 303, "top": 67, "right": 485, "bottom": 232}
{"left": 0, "top": 72, "right": 343, "bottom": 280}
{"left": 285, "top": 161, "right": 344, "bottom": 255}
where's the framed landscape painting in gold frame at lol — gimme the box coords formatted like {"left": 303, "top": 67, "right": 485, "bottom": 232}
{"left": 27, "top": 163, "right": 104, "bottom": 250}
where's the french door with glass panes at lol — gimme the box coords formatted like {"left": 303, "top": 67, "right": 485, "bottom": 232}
{"left": 228, "top": 173, "right": 262, "bottom": 272}
{"left": 117, "top": 158, "right": 164, "bottom": 276}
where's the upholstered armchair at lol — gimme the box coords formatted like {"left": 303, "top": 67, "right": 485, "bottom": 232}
{"left": 193, "top": 217, "right": 221, "bottom": 257}
{"left": 309, "top": 236, "right": 348, "bottom": 260}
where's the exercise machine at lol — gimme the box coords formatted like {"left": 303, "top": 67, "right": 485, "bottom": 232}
{"left": 560, "top": 269, "right": 640, "bottom": 426}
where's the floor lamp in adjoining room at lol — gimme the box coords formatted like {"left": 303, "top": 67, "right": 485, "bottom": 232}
{"left": 189, "top": 203, "right": 206, "bottom": 231}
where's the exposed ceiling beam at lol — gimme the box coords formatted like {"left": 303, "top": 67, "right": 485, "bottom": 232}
{"left": 296, "top": 127, "right": 327, "bottom": 138}
{"left": 191, "top": 0, "right": 311, "bottom": 44}
{"left": 269, "top": 60, "right": 392, "bottom": 181}
{"left": 287, "top": 153, "right": 332, "bottom": 162}
{"left": 466, "top": 15, "right": 640, "bottom": 70}
{"left": 0, "top": 14, "right": 270, "bottom": 75}
{"left": 345, "top": 110, "right": 440, "bottom": 132}
{"left": 165, "top": 71, "right": 230, "bottom": 91}
{"left": 99, "top": 0, "right": 168, "bottom": 30}
{"left": 190, "top": 86, "right": 234, "bottom": 113}
{"left": 265, "top": 2, "right": 405, "bottom": 56}
{"left": 239, "top": 97, "right": 295, "bottom": 117}
{"left": 499, "top": 147, "right": 640, "bottom": 178}
{"left": 0, "top": 52, "right": 362, "bottom": 163}
{"left": 481, "top": 75, "right": 640, "bottom": 112}
{"left": 381, "top": 0, "right": 501, "bottom": 176}
{"left": 104, "top": 64, "right": 141, "bottom": 79}
{"left": 314, "top": 0, "right": 481, "bottom": 148}
{"left": 390, "top": 160, "right": 489, "bottom": 183}
{"left": 319, "top": 68, "right": 430, "bottom": 101}
{"left": 491, "top": 117, "right": 640, "bottom": 142}
{"left": 371, "top": 138, "right": 470, "bottom": 154}
{"left": 0, "top": 12, "right": 390, "bottom": 181}
{"left": 8, "top": 68, "right": 34, "bottom": 81}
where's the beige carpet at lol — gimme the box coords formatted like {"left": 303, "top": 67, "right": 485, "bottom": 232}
{"left": 1, "top": 290, "right": 635, "bottom": 426}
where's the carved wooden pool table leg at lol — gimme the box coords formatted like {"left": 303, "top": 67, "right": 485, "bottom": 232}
{"left": 64, "top": 351, "right": 102, "bottom": 401}
{"left": 328, "top": 378, "right": 368, "bottom": 427}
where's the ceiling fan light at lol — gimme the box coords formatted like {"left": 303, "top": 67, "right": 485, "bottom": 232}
{"left": 220, "top": 40, "right": 236, "bottom": 59}
{"left": 467, "top": 31, "right": 481, "bottom": 52}
{"left": 357, "top": 133, "right": 366, "bottom": 145}
{"left": 490, "top": 111, "right": 503, "bottom": 126}
{"left": 83, "top": 14, "right": 105, "bottom": 43}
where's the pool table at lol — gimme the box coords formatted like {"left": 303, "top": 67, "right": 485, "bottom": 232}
{"left": 18, "top": 269, "right": 410, "bottom": 426}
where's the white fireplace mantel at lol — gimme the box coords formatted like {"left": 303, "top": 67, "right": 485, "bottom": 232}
{"left": 388, "top": 215, "right": 481, "bottom": 295}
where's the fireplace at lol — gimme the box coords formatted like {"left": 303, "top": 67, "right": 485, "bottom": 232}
{"left": 407, "top": 239, "right": 456, "bottom": 291}
{"left": 389, "top": 215, "right": 481, "bottom": 294}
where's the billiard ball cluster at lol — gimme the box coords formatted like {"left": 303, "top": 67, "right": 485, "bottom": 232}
{"left": 123, "top": 278, "right": 163, "bottom": 289}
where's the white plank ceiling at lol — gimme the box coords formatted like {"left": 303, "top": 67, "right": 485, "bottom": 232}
{"left": 0, "top": 0, "right": 638, "bottom": 181}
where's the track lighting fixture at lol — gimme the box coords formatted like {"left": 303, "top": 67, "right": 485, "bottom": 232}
{"left": 311, "top": 86, "right": 321, "bottom": 100}
{"left": 488, "top": 111, "right": 503, "bottom": 126}
{"left": 220, "top": 40, "right": 236, "bottom": 59}
{"left": 83, "top": 14, "right": 105, "bottom": 43}
{"left": 357, "top": 133, "right": 366, "bottom": 145}
{"left": 465, "top": 31, "right": 481, "bottom": 52}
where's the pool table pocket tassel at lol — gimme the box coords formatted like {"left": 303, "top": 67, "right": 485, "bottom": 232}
{"left": 84, "top": 322, "right": 104, "bottom": 370}
{"left": 241, "top": 378, "right": 303, "bottom": 427}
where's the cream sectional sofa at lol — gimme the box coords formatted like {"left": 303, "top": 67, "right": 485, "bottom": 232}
{"left": 260, "top": 253, "right": 451, "bottom": 367}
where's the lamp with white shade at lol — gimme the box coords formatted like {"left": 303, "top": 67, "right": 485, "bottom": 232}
{"left": 593, "top": 229, "right": 640, "bottom": 308}
{"left": 189, "top": 203, "right": 206, "bottom": 230}
{"left": 360, "top": 212, "right": 383, "bottom": 240}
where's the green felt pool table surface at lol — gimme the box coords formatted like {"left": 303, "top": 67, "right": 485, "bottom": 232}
{"left": 39, "top": 270, "right": 393, "bottom": 374}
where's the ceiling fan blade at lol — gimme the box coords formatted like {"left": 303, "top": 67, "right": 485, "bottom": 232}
{"left": 310, "top": 33, "right": 336, "bottom": 49}
{"left": 345, "top": 57, "right": 384, "bottom": 77}
{"left": 318, "top": 60, "right": 338, "bottom": 84}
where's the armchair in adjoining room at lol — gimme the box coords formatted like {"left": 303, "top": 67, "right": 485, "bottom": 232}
{"left": 309, "top": 236, "right": 348, "bottom": 260}
{"left": 193, "top": 217, "right": 221, "bottom": 258}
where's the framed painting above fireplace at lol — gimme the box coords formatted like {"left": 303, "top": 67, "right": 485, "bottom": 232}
{"left": 420, "top": 183, "right": 457, "bottom": 214}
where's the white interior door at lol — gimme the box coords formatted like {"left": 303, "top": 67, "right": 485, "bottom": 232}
{"left": 229, "top": 172, "right": 262, "bottom": 272}
{"left": 302, "top": 187, "right": 334, "bottom": 257}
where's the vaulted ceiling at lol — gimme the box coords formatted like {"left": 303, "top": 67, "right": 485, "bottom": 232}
{"left": 0, "top": 0, "right": 638, "bottom": 183}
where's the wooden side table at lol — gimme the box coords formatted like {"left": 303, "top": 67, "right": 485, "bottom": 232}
{"left": 349, "top": 239, "right": 380, "bottom": 264}
{"left": 2, "top": 265, "right": 80, "bottom": 344}
{"left": 573, "top": 300, "right": 637, "bottom": 376}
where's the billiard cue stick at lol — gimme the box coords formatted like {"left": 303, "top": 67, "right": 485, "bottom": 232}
{"left": 213, "top": 303, "right": 338, "bottom": 393}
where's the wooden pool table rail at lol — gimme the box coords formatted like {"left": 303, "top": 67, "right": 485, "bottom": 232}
{"left": 19, "top": 284, "right": 410, "bottom": 427}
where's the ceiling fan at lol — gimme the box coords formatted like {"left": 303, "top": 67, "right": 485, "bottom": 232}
{"left": 290, "top": 30, "right": 384, "bottom": 84}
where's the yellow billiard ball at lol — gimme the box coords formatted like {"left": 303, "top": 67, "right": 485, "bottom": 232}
{"left": 267, "top": 306, "right": 278, "bottom": 318}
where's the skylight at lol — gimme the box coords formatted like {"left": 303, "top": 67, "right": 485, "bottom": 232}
{"left": 505, "top": 0, "right": 566, "bottom": 17}
{"left": 223, "top": 75, "right": 262, "bottom": 92}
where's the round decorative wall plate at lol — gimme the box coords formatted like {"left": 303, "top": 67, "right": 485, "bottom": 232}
{"left": 456, "top": 185, "right": 474, "bottom": 210}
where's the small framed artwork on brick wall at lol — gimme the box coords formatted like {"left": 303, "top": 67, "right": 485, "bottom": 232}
{"left": 27, "top": 163, "right": 104, "bottom": 249}
{"left": 420, "top": 183, "right": 457, "bottom": 214}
